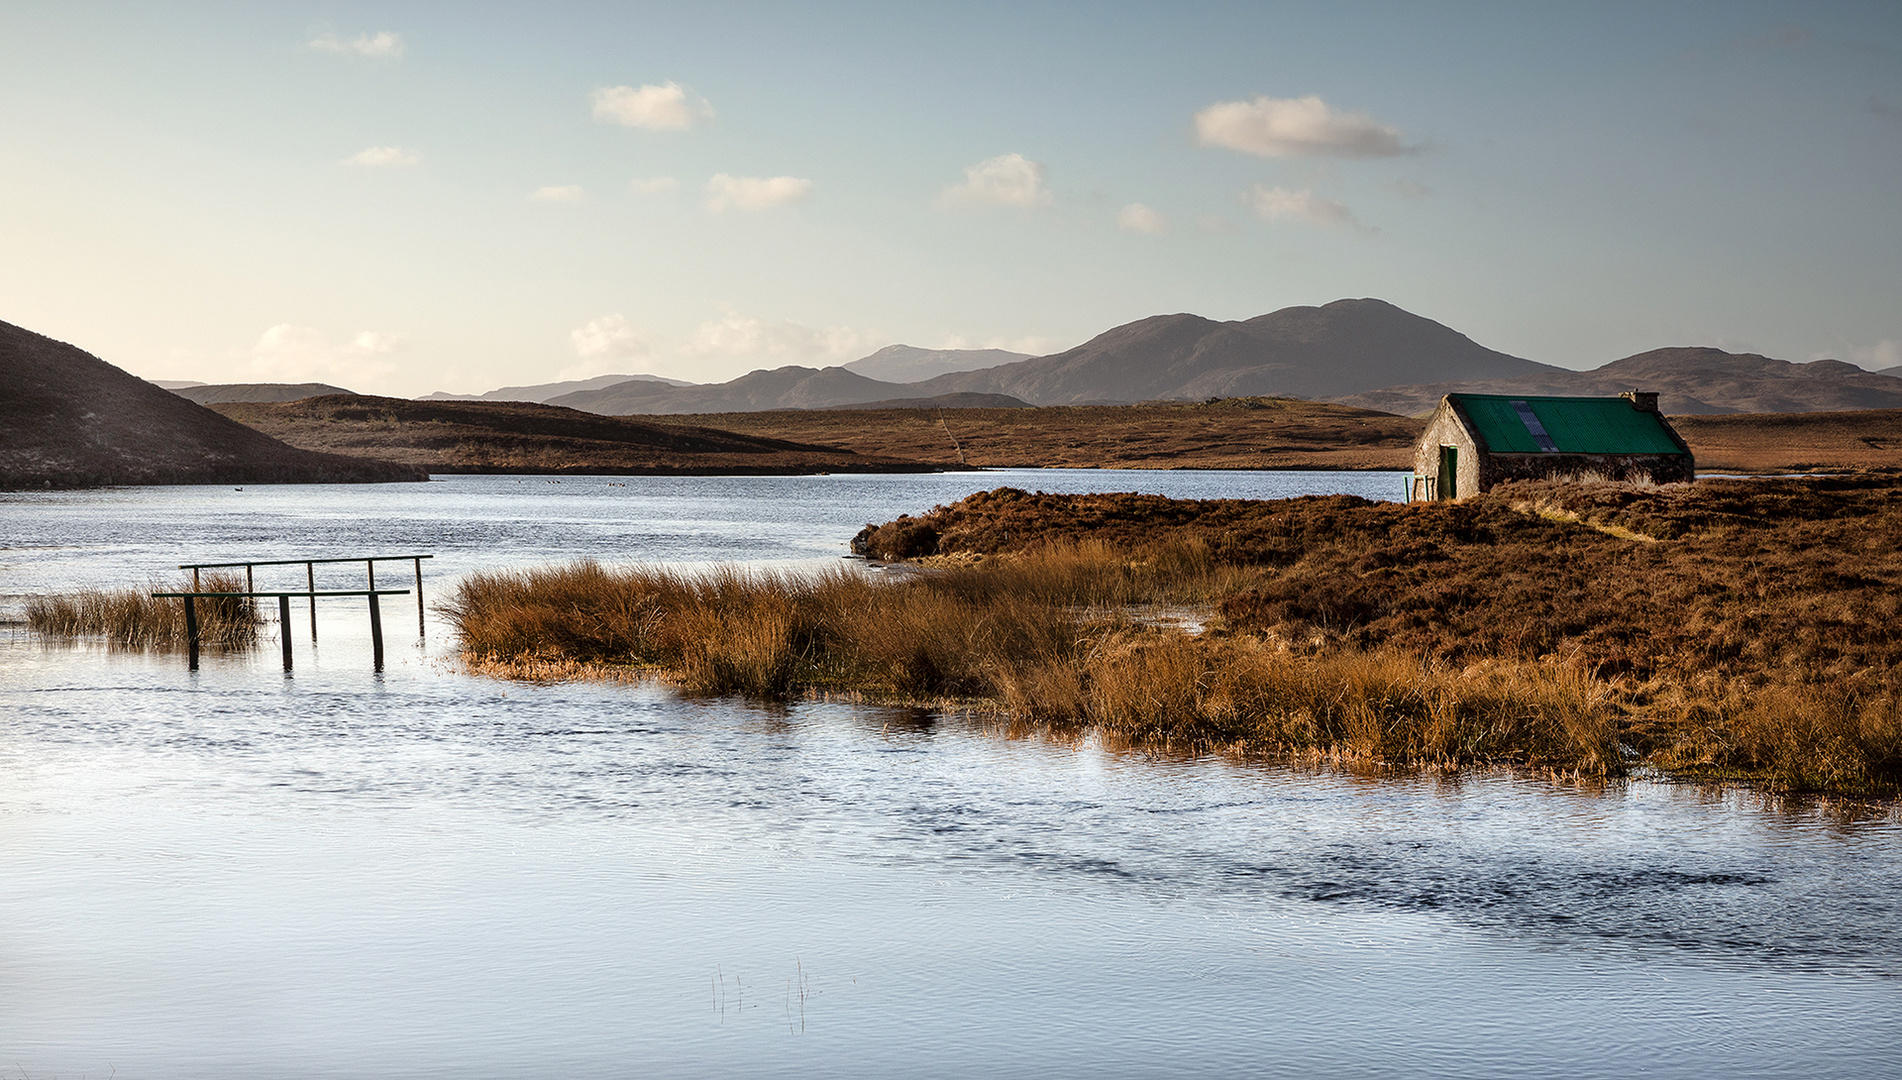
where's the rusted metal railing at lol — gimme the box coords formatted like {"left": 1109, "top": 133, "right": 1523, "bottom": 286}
{"left": 150, "top": 589, "right": 412, "bottom": 672}
{"left": 179, "top": 555, "right": 433, "bottom": 638}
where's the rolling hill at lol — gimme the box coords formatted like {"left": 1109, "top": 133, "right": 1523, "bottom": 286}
{"left": 0, "top": 318, "right": 425, "bottom": 490}
{"left": 210, "top": 395, "right": 938, "bottom": 475}
{"left": 910, "top": 299, "right": 1566, "bottom": 404}
{"left": 1335, "top": 348, "right": 1902, "bottom": 416}
{"left": 420, "top": 372, "right": 693, "bottom": 404}
{"left": 549, "top": 365, "right": 929, "bottom": 415}
{"left": 172, "top": 382, "right": 355, "bottom": 404}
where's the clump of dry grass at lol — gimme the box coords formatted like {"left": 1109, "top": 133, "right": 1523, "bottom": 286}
{"left": 446, "top": 547, "right": 1624, "bottom": 775}
{"left": 26, "top": 571, "right": 259, "bottom": 648}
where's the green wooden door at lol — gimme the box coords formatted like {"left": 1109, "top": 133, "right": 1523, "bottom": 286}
{"left": 1437, "top": 445, "right": 1458, "bottom": 500}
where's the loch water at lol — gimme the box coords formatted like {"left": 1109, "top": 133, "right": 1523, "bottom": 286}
{"left": 2, "top": 472, "right": 1897, "bottom": 1079}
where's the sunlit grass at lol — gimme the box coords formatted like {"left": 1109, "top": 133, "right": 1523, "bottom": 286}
{"left": 26, "top": 570, "right": 259, "bottom": 648}
{"left": 444, "top": 544, "right": 1622, "bottom": 775}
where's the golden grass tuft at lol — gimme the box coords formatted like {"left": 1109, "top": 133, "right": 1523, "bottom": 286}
{"left": 25, "top": 571, "right": 259, "bottom": 648}
{"left": 445, "top": 546, "right": 1627, "bottom": 776}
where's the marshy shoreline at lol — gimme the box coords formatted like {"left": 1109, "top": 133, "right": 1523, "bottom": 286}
{"left": 434, "top": 476, "right": 1901, "bottom": 800}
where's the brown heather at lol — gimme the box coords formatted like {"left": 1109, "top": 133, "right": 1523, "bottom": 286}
{"left": 26, "top": 571, "right": 259, "bottom": 648}
{"left": 850, "top": 478, "right": 1902, "bottom": 795}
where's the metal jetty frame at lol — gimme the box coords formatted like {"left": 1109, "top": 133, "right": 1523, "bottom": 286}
{"left": 154, "top": 554, "right": 433, "bottom": 672}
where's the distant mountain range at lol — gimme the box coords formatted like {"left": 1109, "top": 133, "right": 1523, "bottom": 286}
{"left": 911, "top": 300, "right": 1565, "bottom": 404}
{"left": 0, "top": 320, "right": 423, "bottom": 489}
{"left": 549, "top": 365, "right": 926, "bottom": 415}
{"left": 1334, "top": 348, "right": 1902, "bottom": 415}
{"left": 151, "top": 300, "right": 1902, "bottom": 420}
{"left": 421, "top": 372, "right": 693, "bottom": 404}
{"left": 530, "top": 299, "right": 1902, "bottom": 417}
{"left": 841, "top": 345, "right": 1031, "bottom": 383}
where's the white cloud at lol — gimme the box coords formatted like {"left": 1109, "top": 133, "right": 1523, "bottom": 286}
{"left": 1116, "top": 203, "right": 1167, "bottom": 234}
{"left": 308, "top": 31, "right": 404, "bottom": 59}
{"left": 1835, "top": 340, "right": 1902, "bottom": 371}
{"left": 1242, "top": 185, "right": 1370, "bottom": 231}
{"left": 937, "top": 153, "right": 1051, "bottom": 210}
{"left": 590, "top": 82, "right": 712, "bottom": 131}
{"left": 529, "top": 185, "right": 586, "bottom": 203}
{"left": 629, "top": 177, "right": 680, "bottom": 195}
{"left": 688, "top": 312, "right": 883, "bottom": 363}
{"left": 571, "top": 315, "right": 652, "bottom": 360}
{"left": 344, "top": 146, "right": 421, "bottom": 168}
{"left": 1195, "top": 94, "right": 1407, "bottom": 158}
{"left": 704, "top": 174, "right": 812, "bottom": 212}
{"left": 246, "top": 325, "right": 402, "bottom": 387}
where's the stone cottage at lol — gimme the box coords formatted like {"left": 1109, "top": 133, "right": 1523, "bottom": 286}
{"left": 1411, "top": 391, "right": 1694, "bottom": 501}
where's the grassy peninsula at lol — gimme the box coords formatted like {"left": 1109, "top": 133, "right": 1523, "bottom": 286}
{"left": 447, "top": 477, "right": 1902, "bottom": 797}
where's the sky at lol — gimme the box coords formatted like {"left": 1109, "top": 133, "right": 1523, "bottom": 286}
{"left": 1, "top": 1, "right": 1898, "bottom": 396}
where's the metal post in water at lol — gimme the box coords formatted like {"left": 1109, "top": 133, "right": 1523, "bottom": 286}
{"left": 413, "top": 556, "right": 425, "bottom": 637}
{"left": 307, "top": 562, "right": 318, "bottom": 641}
{"left": 278, "top": 594, "right": 293, "bottom": 672}
{"left": 368, "top": 593, "right": 385, "bottom": 671}
{"left": 183, "top": 595, "right": 200, "bottom": 671}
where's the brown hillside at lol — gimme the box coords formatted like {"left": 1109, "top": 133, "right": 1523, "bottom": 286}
{"left": 682, "top": 398, "right": 1422, "bottom": 470}
{"left": 212, "top": 395, "right": 939, "bottom": 475}
{"left": 0, "top": 319, "right": 424, "bottom": 490}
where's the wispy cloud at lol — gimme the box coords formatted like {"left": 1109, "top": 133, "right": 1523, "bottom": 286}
{"left": 1872, "top": 95, "right": 1902, "bottom": 122}
{"left": 529, "top": 185, "right": 586, "bottom": 203}
{"left": 308, "top": 31, "right": 404, "bottom": 59}
{"left": 937, "top": 333, "right": 1061, "bottom": 355}
{"left": 571, "top": 314, "right": 652, "bottom": 360}
{"left": 590, "top": 82, "right": 713, "bottom": 131}
{"left": 1116, "top": 203, "right": 1167, "bottom": 234}
{"left": 1196, "top": 95, "right": 1408, "bottom": 158}
{"left": 629, "top": 177, "right": 680, "bottom": 195}
{"left": 704, "top": 174, "right": 811, "bottom": 212}
{"left": 688, "top": 311, "right": 882, "bottom": 363}
{"left": 1242, "top": 184, "right": 1370, "bottom": 231}
{"left": 1835, "top": 339, "right": 1902, "bottom": 371}
{"left": 937, "top": 153, "right": 1051, "bottom": 210}
{"left": 1385, "top": 178, "right": 1431, "bottom": 198}
{"left": 344, "top": 146, "right": 421, "bottom": 168}
{"left": 247, "top": 325, "right": 402, "bottom": 385}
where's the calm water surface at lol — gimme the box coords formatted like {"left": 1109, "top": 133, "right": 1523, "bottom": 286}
{"left": 1, "top": 472, "right": 1896, "bottom": 1079}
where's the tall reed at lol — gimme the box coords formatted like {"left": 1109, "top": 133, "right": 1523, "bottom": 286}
{"left": 26, "top": 571, "right": 259, "bottom": 648}
{"left": 445, "top": 548, "right": 1624, "bottom": 774}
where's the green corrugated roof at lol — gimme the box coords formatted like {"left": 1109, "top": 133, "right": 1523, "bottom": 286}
{"left": 1451, "top": 394, "right": 1685, "bottom": 455}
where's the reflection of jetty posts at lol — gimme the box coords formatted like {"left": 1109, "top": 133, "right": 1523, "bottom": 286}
{"left": 178, "top": 555, "right": 433, "bottom": 639}
{"left": 150, "top": 589, "right": 412, "bottom": 672}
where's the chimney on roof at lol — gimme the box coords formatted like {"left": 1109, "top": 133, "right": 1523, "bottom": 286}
{"left": 1621, "top": 390, "right": 1659, "bottom": 413}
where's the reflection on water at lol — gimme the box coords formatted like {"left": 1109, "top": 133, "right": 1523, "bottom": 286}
{"left": 0, "top": 474, "right": 1897, "bottom": 1079}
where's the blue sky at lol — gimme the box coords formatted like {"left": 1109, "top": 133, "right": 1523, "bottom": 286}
{"left": 2, "top": 1, "right": 1897, "bottom": 395}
